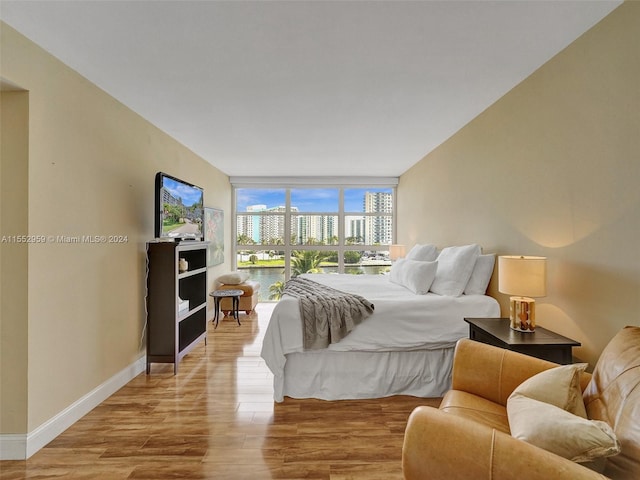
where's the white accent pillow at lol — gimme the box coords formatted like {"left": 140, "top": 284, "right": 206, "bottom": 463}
{"left": 389, "top": 259, "right": 438, "bottom": 295}
{"left": 216, "top": 271, "right": 249, "bottom": 285}
{"left": 464, "top": 254, "right": 495, "bottom": 295}
{"left": 429, "top": 244, "right": 481, "bottom": 296}
{"left": 509, "top": 363, "right": 588, "bottom": 418}
{"left": 506, "top": 363, "right": 620, "bottom": 467}
{"left": 507, "top": 395, "right": 621, "bottom": 464}
{"left": 389, "top": 259, "right": 406, "bottom": 285}
{"left": 405, "top": 243, "right": 438, "bottom": 262}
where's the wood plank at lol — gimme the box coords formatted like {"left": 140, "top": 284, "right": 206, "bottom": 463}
{"left": 2, "top": 303, "right": 441, "bottom": 479}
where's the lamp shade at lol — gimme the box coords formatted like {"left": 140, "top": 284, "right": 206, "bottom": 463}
{"left": 498, "top": 255, "right": 547, "bottom": 298}
{"left": 389, "top": 244, "right": 406, "bottom": 261}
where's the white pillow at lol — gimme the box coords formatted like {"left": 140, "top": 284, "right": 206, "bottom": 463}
{"left": 507, "top": 363, "right": 620, "bottom": 466}
{"left": 389, "top": 258, "right": 406, "bottom": 284}
{"left": 509, "top": 363, "right": 589, "bottom": 418}
{"left": 464, "top": 254, "right": 495, "bottom": 295}
{"left": 405, "top": 243, "right": 438, "bottom": 262}
{"left": 429, "top": 244, "right": 481, "bottom": 296}
{"left": 389, "top": 259, "right": 438, "bottom": 294}
{"left": 216, "top": 271, "right": 249, "bottom": 285}
{"left": 507, "top": 396, "right": 621, "bottom": 464}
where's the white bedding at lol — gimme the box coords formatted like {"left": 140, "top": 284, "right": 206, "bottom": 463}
{"left": 261, "top": 273, "right": 500, "bottom": 401}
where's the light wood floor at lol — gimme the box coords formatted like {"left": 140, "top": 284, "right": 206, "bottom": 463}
{"left": 1, "top": 303, "right": 440, "bottom": 480}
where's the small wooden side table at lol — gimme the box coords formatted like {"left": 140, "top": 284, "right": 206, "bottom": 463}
{"left": 464, "top": 317, "right": 581, "bottom": 364}
{"left": 210, "top": 289, "right": 243, "bottom": 327}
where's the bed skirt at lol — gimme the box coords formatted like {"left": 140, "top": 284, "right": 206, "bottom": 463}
{"left": 274, "top": 347, "right": 455, "bottom": 402}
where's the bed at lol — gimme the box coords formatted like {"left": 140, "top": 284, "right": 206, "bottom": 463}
{"left": 261, "top": 249, "right": 500, "bottom": 402}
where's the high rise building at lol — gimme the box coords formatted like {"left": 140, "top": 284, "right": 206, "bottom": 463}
{"left": 238, "top": 192, "right": 391, "bottom": 246}
{"left": 238, "top": 205, "right": 297, "bottom": 244}
{"left": 364, "top": 192, "right": 392, "bottom": 244}
{"left": 294, "top": 214, "right": 336, "bottom": 244}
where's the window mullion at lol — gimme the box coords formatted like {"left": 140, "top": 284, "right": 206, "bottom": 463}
{"left": 337, "top": 188, "right": 344, "bottom": 273}
{"left": 285, "top": 189, "right": 291, "bottom": 282}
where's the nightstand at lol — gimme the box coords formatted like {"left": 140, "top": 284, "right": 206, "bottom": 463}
{"left": 464, "top": 317, "right": 580, "bottom": 364}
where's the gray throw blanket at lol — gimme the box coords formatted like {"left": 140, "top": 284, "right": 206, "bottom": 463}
{"left": 283, "top": 276, "right": 375, "bottom": 350}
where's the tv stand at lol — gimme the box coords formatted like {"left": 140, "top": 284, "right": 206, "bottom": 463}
{"left": 146, "top": 241, "right": 208, "bottom": 374}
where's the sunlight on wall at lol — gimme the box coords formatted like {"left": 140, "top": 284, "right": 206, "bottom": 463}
{"left": 490, "top": 156, "right": 639, "bottom": 249}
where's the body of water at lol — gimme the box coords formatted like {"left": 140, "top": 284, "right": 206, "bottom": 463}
{"left": 241, "top": 265, "right": 390, "bottom": 301}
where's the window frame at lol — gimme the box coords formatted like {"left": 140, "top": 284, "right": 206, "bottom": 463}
{"left": 232, "top": 177, "right": 398, "bottom": 282}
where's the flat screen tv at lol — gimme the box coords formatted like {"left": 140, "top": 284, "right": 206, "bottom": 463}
{"left": 154, "top": 172, "right": 204, "bottom": 241}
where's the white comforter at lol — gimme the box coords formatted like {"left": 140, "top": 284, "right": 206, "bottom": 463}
{"left": 261, "top": 273, "right": 500, "bottom": 375}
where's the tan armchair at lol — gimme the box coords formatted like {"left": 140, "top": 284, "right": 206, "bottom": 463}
{"left": 402, "top": 326, "right": 640, "bottom": 480}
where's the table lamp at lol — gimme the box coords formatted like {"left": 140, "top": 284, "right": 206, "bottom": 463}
{"left": 389, "top": 244, "right": 406, "bottom": 261}
{"left": 498, "top": 255, "right": 547, "bottom": 332}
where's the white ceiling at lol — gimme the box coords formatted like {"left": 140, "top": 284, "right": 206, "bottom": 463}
{"left": 0, "top": 0, "right": 621, "bottom": 177}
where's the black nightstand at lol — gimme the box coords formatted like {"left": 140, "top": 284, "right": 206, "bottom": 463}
{"left": 464, "top": 318, "right": 581, "bottom": 364}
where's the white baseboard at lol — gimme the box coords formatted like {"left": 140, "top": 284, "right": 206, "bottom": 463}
{"left": 0, "top": 434, "right": 27, "bottom": 461}
{"left": 0, "top": 355, "right": 146, "bottom": 460}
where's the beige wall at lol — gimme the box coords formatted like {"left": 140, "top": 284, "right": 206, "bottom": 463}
{"left": 398, "top": 2, "right": 639, "bottom": 367}
{"left": 0, "top": 23, "right": 231, "bottom": 434}
{"left": 0, "top": 90, "right": 30, "bottom": 433}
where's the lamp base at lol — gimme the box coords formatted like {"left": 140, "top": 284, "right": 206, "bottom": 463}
{"left": 509, "top": 296, "right": 536, "bottom": 332}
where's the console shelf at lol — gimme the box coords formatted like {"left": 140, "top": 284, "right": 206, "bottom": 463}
{"left": 146, "top": 241, "right": 208, "bottom": 374}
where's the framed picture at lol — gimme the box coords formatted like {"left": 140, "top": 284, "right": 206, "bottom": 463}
{"left": 204, "top": 207, "right": 224, "bottom": 267}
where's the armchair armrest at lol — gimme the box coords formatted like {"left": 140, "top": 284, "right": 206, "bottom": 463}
{"left": 451, "top": 339, "right": 591, "bottom": 405}
{"left": 402, "top": 406, "right": 607, "bottom": 480}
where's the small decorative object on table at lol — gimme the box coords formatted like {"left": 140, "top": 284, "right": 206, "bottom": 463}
{"left": 498, "top": 255, "right": 547, "bottom": 332}
{"left": 178, "top": 257, "right": 188, "bottom": 272}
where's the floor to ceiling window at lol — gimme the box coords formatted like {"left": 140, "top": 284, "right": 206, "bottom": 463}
{"left": 232, "top": 178, "right": 398, "bottom": 301}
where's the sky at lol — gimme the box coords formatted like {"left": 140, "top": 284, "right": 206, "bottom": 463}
{"left": 163, "top": 176, "right": 203, "bottom": 207}
{"left": 236, "top": 187, "right": 392, "bottom": 212}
